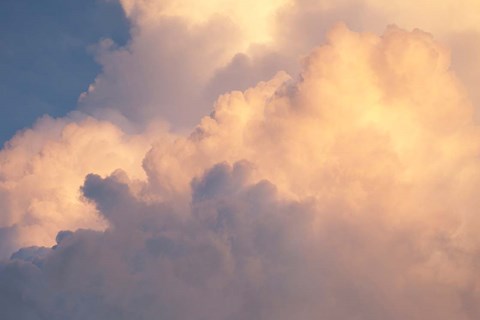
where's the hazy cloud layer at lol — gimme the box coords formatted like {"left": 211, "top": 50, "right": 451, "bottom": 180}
{"left": 2, "top": 24, "right": 480, "bottom": 318}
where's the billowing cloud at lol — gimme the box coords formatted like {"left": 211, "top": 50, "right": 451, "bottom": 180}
{"left": 2, "top": 24, "right": 480, "bottom": 318}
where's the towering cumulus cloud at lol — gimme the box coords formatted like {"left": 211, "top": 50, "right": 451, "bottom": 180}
{"left": 2, "top": 22, "right": 480, "bottom": 319}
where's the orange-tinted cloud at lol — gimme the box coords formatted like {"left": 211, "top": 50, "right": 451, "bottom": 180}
{"left": 2, "top": 24, "right": 480, "bottom": 318}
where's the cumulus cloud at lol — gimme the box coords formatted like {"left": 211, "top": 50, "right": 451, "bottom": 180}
{"left": 2, "top": 24, "right": 480, "bottom": 319}
{"left": 1, "top": 0, "right": 480, "bottom": 317}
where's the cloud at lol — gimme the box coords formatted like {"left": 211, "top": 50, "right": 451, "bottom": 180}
{"left": 2, "top": 24, "right": 480, "bottom": 319}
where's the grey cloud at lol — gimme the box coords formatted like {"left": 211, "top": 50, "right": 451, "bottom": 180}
{"left": 0, "top": 226, "right": 17, "bottom": 259}
{"left": 205, "top": 51, "right": 291, "bottom": 105}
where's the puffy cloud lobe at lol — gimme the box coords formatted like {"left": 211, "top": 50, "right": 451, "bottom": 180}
{"left": 2, "top": 25, "right": 480, "bottom": 319}
{"left": 0, "top": 115, "right": 159, "bottom": 258}
{"left": 79, "top": 0, "right": 290, "bottom": 129}
{"left": 272, "top": 0, "right": 480, "bottom": 111}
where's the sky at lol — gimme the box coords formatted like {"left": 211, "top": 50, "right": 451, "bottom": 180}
{"left": 0, "top": 0, "right": 130, "bottom": 143}
{"left": 1, "top": 0, "right": 480, "bottom": 319}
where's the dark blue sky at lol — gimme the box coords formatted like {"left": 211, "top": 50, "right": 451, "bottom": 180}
{"left": 0, "top": 0, "right": 130, "bottom": 144}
